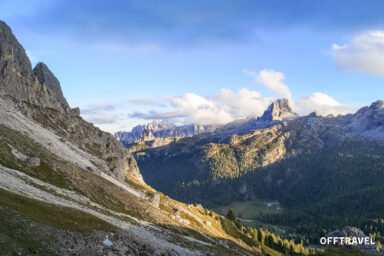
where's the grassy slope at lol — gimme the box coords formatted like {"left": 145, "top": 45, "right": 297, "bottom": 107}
{"left": 0, "top": 188, "right": 116, "bottom": 232}
{"left": 0, "top": 188, "right": 116, "bottom": 256}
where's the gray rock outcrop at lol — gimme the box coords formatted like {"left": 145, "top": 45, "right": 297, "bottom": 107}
{"left": 258, "top": 98, "right": 298, "bottom": 122}
{"left": 115, "top": 120, "right": 218, "bottom": 147}
{"left": 33, "top": 62, "right": 68, "bottom": 106}
{"left": 26, "top": 157, "right": 40, "bottom": 167}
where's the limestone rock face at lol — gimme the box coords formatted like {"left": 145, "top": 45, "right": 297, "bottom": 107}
{"left": 33, "top": 62, "right": 68, "bottom": 106}
{"left": 0, "top": 21, "right": 34, "bottom": 102}
{"left": 115, "top": 120, "right": 218, "bottom": 147}
{"left": 0, "top": 20, "right": 142, "bottom": 184}
{"left": 259, "top": 98, "right": 298, "bottom": 122}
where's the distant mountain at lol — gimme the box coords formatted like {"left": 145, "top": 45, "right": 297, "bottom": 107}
{"left": 115, "top": 120, "right": 175, "bottom": 142}
{"left": 131, "top": 98, "right": 384, "bottom": 244}
{"left": 115, "top": 120, "right": 219, "bottom": 147}
{"left": 215, "top": 98, "right": 298, "bottom": 136}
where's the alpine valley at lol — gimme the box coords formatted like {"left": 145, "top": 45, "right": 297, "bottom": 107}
{"left": 120, "top": 98, "right": 384, "bottom": 253}
{"left": 1, "top": 19, "right": 383, "bottom": 256}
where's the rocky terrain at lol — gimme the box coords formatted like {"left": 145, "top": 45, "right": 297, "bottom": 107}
{"left": 115, "top": 120, "right": 218, "bottom": 148}
{"left": 0, "top": 20, "right": 265, "bottom": 256}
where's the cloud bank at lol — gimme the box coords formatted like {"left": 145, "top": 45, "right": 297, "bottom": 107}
{"left": 129, "top": 70, "right": 353, "bottom": 126}
{"left": 296, "top": 92, "right": 353, "bottom": 116}
{"left": 332, "top": 31, "right": 384, "bottom": 77}
{"left": 255, "top": 70, "right": 293, "bottom": 105}
{"left": 167, "top": 89, "right": 272, "bottom": 125}
{"left": 81, "top": 104, "right": 118, "bottom": 124}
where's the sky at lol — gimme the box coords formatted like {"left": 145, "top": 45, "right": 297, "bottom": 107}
{"left": 2, "top": 0, "right": 384, "bottom": 133}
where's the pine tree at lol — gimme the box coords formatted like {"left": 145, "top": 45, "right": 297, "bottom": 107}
{"left": 226, "top": 208, "right": 236, "bottom": 221}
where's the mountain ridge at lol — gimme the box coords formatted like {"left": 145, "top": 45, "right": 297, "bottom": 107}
{"left": 115, "top": 120, "right": 219, "bottom": 147}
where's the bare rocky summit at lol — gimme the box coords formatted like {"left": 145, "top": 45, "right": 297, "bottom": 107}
{"left": 258, "top": 98, "right": 298, "bottom": 122}
{"left": 115, "top": 119, "right": 218, "bottom": 148}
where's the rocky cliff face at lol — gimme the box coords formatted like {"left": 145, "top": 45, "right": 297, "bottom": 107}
{"left": 0, "top": 21, "right": 142, "bottom": 183}
{"left": 258, "top": 98, "right": 298, "bottom": 122}
{"left": 33, "top": 62, "right": 68, "bottom": 106}
{"left": 115, "top": 120, "right": 175, "bottom": 142}
{"left": 115, "top": 120, "right": 218, "bottom": 148}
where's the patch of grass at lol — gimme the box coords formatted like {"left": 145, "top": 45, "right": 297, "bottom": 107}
{"left": 31, "top": 162, "right": 71, "bottom": 189}
{"left": 214, "top": 199, "right": 283, "bottom": 220}
{"left": 124, "top": 176, "right": 149, "bottom": 193}
{"left": 220, "top": 217, "right": 259, "bottom": 248}
{"left": 0, "top": 142, "right": 19, "bottom": 170}
{"left": 0, "top": 206, "right": 57, "bottom": 256}
{"left": 261, "top": 246, "right": 284, "bottom": 256}
{"left": 0, "top": 188, "right": 116, "bottom": 232}
{"left": 0, "top": 124, "right": 72, "bottom": 190}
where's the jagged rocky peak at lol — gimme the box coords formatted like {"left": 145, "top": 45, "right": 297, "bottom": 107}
{"left": 259, "top": 98, "right": 298, "bottom": 121}
{"left": 0, "top": 20, "right": 34, "bottom": 103}
{"left": 0, "top": 20, "right": 67, "bottom": 111}
{"left": 0, "top": 20, "right": 32, "bottom": 76}
{"left": 146, "top": 120, "right": 174, "bottom": 131}
{"left": 33, "top": 62, "right": 68, "bottom": 106}
{"left": 115, "top": 120, "right": 218, "bottom": 144}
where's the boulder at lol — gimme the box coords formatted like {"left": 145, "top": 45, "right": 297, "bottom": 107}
{"left": 26, "top": 157, "right": 40, "bottom": 167}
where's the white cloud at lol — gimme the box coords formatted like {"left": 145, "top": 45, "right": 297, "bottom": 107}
{"left": 255, "top": 69, "right": 294, "bottom": 105}
{"left": 215, "top": 88, "right": 272, "bottom": 119}
{"left": 81, "top": 103, "right": 118, "bottom": 124}
{"left": 129, "top": 110, "right": 185, "bottom": 120}
{"left": 167, "top": 93, "right": 235, "bottom": 125}
{"left": 296, "top": 92, "right": 353, "bottom": 116}
{"left": 332, "top": 31, "right": 384, "bottom": 76}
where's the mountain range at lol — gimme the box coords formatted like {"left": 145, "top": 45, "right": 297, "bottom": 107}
{"left": 115, "top": 120, "right": 218, "bottom": 147}
{"left": 1, "top": 19, "right": 383, "bottom": 255}
{"left": 129, "top": 97, "right": 384, "bottom": 245}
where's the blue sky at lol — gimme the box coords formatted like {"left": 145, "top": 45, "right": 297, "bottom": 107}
{"left": 2, "top": 0, "right": 384, "bottom": 132}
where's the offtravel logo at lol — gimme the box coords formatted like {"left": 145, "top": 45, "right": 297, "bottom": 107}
{"left": 320, "top": 236, "right": 375, "bottom": 246}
